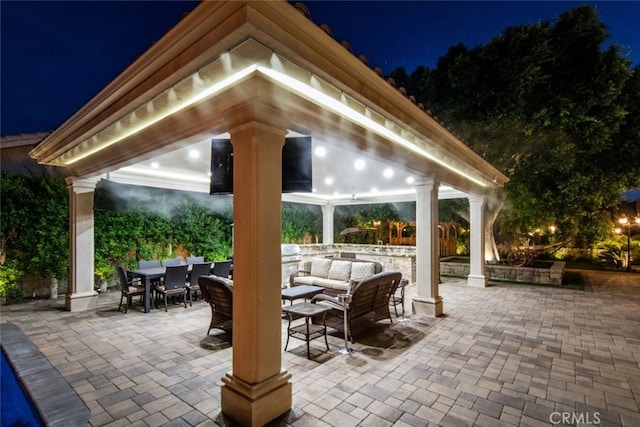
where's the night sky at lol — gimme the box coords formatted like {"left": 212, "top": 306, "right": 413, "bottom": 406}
{"left": 1, "top": 1, "right": 638, "bottom": 136}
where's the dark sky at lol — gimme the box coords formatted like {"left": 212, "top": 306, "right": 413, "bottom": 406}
{"left": 1, "top": 1, "right": 638, "bottom": 136}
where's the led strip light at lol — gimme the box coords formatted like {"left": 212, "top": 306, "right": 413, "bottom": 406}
{"left": 60, "top": 57, "right": 489, "bottom": 188}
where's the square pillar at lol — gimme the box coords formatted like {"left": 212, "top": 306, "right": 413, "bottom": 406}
{"left": 65, "top": 177, "right": 100, "bottom": 312}
{"left": 220, "top": 102, "right": 292, "bottom": 426}
{"left": 412, "top": 176, "right": 443, "bottom": 317}
{"left": 467, "top": 195, "right": 488, "bottom": 287}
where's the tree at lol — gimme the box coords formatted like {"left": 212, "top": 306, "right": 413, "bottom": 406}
{"left": 281, "top": 203, "right": 321, "bottom": 243}
{"left": 392, "top": 5, "right": 640, "bottom": 255}
{"left": 172, "top": 198, "right": 232, "bottom": 261}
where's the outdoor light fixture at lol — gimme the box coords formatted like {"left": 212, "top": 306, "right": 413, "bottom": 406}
{"left": 618, "top": 216, "right": 640, "bottom": 272}
{"left": 314, "top": 146, "right": 327, "bottom": 157}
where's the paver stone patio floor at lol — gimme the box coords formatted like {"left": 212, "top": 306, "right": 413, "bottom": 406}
{"left": 1, "top": 270, "right": 639, "bottom": 426}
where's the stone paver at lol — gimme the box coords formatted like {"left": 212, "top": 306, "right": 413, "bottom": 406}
{"left": 1, "top": 269, "right": 639, "bottom": 426}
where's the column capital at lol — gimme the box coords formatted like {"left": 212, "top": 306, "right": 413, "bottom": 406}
{"left": 223, "top": 100, "right": 291, "bottom": 136}
{"left": 66, "top": 176, "right": 100, "bottom": 194}
{"left": 467, "top": 193, "right": 486, "bottom": 205}
{"left": 413, "top": 175, "right": 440, "bottom": 188}
{"left": 321, "top": 204, "right": 335, "bottom": 214}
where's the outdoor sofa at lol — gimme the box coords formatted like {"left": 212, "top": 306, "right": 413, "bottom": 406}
{"left": 310, "top": 271, "right": 403, "bottom": 343}
{"left": 289, "top": 257, "right": 383, "bottom": 297}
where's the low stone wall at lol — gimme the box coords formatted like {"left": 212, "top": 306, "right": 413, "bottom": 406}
{"left": 440, "top": 260, "right": 566, "bottom": 285}
{"left": 298, "top": 243, "right": 416, "bottom": 283}
{"left": 299, "top": 244, "right": 565, "bottom": 286}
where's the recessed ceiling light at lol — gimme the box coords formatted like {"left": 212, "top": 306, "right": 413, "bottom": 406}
{"left": 151, "top": 162, "right": 160, "bottom": 169}
{"left": 406, "top": 176, "right": 415, "bottom": 184}
{"left": 371, "top": 187, "right": 378, "bottom": 193}
{"left": 354, "top": 159, "right": 366, "bottom": 170}
{"left": 324, "top": 177, "right": 333, "bottom": 185}
{"left": 314, "top": 146, "right": 326, "bottom": 157}
{"left": 383, "top": 168, "right": 394, "bottom": 178}
{"left": 189, "top": 149, "right": 200, "bottom": 159}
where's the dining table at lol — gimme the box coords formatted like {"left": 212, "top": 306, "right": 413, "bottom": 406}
{"left": 127, "top": 267, "right": 167, "bottom": 313}
{"left": 128, "top": 263, "right": 218, "bottom": 313}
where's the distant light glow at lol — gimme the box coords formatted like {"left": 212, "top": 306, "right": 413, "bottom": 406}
{"left": 314, "top": 146, "right": 327, "bottom": 157}
{"left": 354, "top": 159, "right": 366, "bottom": 170}
{"left": 324, "top": 177, "right": 334, "bottom": 185}
{"left": 151, "top": 162, "right": 160, "bottom": 169}
{"left": 406, "top": 176, "right": 415, "bottom": 184}
{"left": 189, "top": 149, "right": 200, "bottom": 159}
{"left": 383, "top": 168, "right": 394, "bottom": 178}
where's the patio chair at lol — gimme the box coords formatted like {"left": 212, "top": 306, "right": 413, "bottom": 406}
{"left": 154, "top": 265, "right": 189, "bottom": 311}
{"left": 117, "top": 266, "right": 144, "bottom": 314}
{"left": 198, "top": 275, "right": 233, "bottom": 337}
{"left": 212, "top": 259, "right": 232, "bottom": 278}
{"left": 311, "top": 271, "right": 402, "bottom": 343}
{"left": 186, "top": 256, "right": 205, "bottom": 265}
{"left": 161, "top": 258, "right": 182, "bottom": 267}
{"left": 186, "top": 262, "right": 212, "bottom": 305}
{"left": 138, "top": 260, "right": 160, "bottom": 269}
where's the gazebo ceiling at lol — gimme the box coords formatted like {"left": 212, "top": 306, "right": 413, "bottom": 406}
{"left": 30, "top": 1, "right": 507, "bottom": 206}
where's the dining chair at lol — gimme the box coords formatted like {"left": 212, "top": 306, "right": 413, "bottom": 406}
{"left": 117, "top": 266, "right": 144, "bottom": 314}
{"left": 138, "top": 260, "right": 161, "bottom": 269}
{"left": 161, "top": 258, "right": 182, "bottom": 267}
{"left": 154, "top": 265, "right": 189, "bottom": 312}
{"left": 186, "top": 256, "right": 205, "bottom": 265}
{"left": 212, "top": 260, "right": 232, "bottom": 278}
{"left": 186, "top": 262, "right": 212, "bottom": 305}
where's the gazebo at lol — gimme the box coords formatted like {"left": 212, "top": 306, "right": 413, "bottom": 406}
{"left": 30, "top": 1, "right": 508, "bottom": 424}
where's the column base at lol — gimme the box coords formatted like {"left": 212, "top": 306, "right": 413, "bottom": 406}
{"left": 412, "top": 296, "right": 443, "bottom": 317}
{"left": 467, "top": 274, "right": 488, "bottom": 287}
{"left": 65, "top": 291, "right": 99, "bottom": 312}
{"left": 221, "top": 370, "right": 292, "bottom": 427}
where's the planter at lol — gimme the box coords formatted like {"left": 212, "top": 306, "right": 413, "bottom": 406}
{"left": 50, "top": 277, "right": 58, "bottom": 300}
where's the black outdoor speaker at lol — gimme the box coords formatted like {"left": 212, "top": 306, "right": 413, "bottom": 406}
{"left": 209, "top": 136, "right": 312, "bottom": 194}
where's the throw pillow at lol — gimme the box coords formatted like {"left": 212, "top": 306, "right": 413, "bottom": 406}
{"left": 310, "top": 258, "right": 332, "bottom": 278}
{"left": 350, "top": 262, "right": 376, "bottom": 280}
{"left": 328, "top": 260, "right": 352, "bottom": 281}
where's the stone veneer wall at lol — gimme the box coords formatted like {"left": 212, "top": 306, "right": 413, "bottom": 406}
{"left": 298, "top": 244, "right": 565, "bottom": 286}
{"left": 440, "top": 260, "right": 566, "bottom": 285}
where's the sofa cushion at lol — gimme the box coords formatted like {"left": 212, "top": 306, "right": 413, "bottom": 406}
{"left": 292, "top": 276, "right": 316, "bottom": 286}
{"left": 350, "top": 262, "right": 376, "bottom": 281}
{"left": 312, "top": 278, "right": 350, "bottom": 291}
{"left": 310, "top": 257, "right": 332, "bottom": 278}
{"left": 327, "top": 260, "right": 352, "bottom": 281}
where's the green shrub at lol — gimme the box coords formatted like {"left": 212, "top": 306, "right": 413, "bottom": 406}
{"left": 0, "top": 259, "right": 24, "bottom": 299}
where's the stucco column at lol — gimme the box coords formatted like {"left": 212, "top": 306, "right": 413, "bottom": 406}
{"left": 220, "top": 102, "right": 292, "bottom": 426}
{"left": 412, "top": 176, "right": 443, "bottom": 317}
{"left": 65, "top": 177, "right": 100, "bottom": 312}
{"left": 321, "top": 204, "right": 335, "bottom": 244}
{"left": 467, "top": 194, "right": 488, "bottom": 287}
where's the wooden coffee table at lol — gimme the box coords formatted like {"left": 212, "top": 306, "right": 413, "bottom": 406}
{"left": 281, "top": 285, "right": 324, "bottom": 305}
{"left": 282, "top": 302, "right": 332, "bottom": 359}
